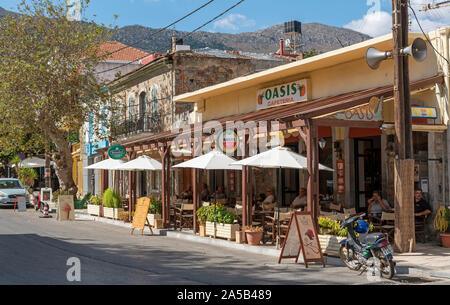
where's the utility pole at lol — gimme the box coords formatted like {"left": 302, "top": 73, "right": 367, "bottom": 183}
{"left": 392, "top": 0, "right": 416, "bottom": 253}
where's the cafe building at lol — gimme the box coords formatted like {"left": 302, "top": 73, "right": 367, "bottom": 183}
{"left": 170, "top": 29, "right": 449, "bottom": 230}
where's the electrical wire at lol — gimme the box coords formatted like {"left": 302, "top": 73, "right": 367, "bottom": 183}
{"left": 98, "top": 0, "right": 216, "bottom": 60}
{"left": 95, "top": 0, "right": 246, "bottom": 76}
{"left": 408, "top": 3, "right": 450, "bottom": 66}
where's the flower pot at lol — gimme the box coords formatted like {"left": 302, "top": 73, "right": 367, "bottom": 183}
{"left": 235, "top": 231, "right": 246, "bottom": 244}
{"left": 205, "top": 222, "right": 240, "bottom": 240}
{"left": 87, "top": 204, "right": 101, "bottom": 216}
{"left": 245, "top": 231, "right": 263, "bottom": 246}
{"left": 441, "top": 233, "right": 450, "bottom": 248}
{"left": 199, "top": 224, "right": 207, "bottom": 237}
{"left": 103, "top": 207, "right": 124, "bottom": 219}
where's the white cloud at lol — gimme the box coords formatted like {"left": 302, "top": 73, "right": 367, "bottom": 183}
{"left": 213, "top": 14, "right": 256, "bottom": 32}
{"left": 344, "top": 0, "right": 450, "bottom": 37}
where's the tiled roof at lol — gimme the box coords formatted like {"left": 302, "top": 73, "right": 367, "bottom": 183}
{"left": 98, "top": 41, "right": 150, "bottom": 62}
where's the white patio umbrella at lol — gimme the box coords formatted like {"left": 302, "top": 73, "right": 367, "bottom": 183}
{"left": 232, "top": 145, "right": 333, "bottom": 247}
{"left": 85, "top": 158, "right": 125, "bottom": 170}
{"left": 13, "top": 157, "right": 55, "bottom": 168}
{"left": 173, "top": 150, "right": 242, "bottom": 233}
{"left": 117, "top": 155, "right": 162, "bottom": 171}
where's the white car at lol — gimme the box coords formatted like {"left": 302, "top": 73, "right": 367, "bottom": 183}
{"left": 0, "top": 178, "right": 30, "bottom": 207}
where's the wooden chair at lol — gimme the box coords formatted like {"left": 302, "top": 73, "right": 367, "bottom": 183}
{"left": 415, "top": 215, "right": 427, "bottom": 243}
{"left": 330, "top": 203, "right": 342, "bottom": 212}
{"left": 262, "top": 201, "right": 277, "bottom": 211}
{"left": 266, "top": 211, "right": 291, "bottom": 245}
{"left": 380, "top": 212, "right": 395, "bottom": 242}
{"left": 175, "top": 203, "right": 194, "bottom": 231}
{"left": 344, "top": 208, "right": 357, "bottom": 215}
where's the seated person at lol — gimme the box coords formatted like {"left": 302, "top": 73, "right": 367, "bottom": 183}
{"left": 367, "top": 190, "right": 391, "bottom": 216}
{"left": 290, "top": 187, "right": 307, "bottom": 210}
{"left": 180, "top": 185, "right": 193, "bottom": 200}
{"left": 414, "top": 189, "right": 432, "bottom": 218}
{"left": 200, "top": 183, "right": 209, "bottom": 202}
{"left": 260, "top": 189, "right": 276, "bottom": 211}
{"left": 214, "top": 186, "right": 226, "bottom": 200}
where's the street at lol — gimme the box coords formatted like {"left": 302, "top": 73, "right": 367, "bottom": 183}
{"left": 0, "top": 208, "right": 447, "bottom": 285}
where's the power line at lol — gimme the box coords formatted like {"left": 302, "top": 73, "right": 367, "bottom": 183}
{"left": 99, "top": 0, "right": 216, "bottom": 60}
{"left": 408, "top": 3, "right": 450, "bottom": 66}
{"left": 95, "top": 0, "right": 246, "bottom": 77}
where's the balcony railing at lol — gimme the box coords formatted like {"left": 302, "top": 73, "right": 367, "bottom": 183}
{"left": 111, "top": 114, "right": 164, "bottom": 138}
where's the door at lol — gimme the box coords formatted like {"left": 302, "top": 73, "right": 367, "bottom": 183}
{"left": 354, "top": 137, "right": 381, "bottom": 212}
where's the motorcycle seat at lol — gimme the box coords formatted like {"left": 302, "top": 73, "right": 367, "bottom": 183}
{"left": 359, "top": 233, "right": 386, "bottom": 245}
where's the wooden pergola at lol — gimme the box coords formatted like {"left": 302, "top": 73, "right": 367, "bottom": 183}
{"left": 101, "top": 75, "right": 443, "bottom": 233}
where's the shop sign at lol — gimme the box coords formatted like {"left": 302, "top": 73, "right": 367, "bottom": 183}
{"left": 256, "top": 79, "right": 309, "bottom": 110}
{"left": 333, "top": 97, "right": 383, "bottom": 122}
{"left": 108, "top": 145, "right": 127, "bottom": 160}
{"left": 217, "top": 129, "right": 239, "bottom": 154}
{"left": 411, "top": 106, "right": 437, "bottom": 119}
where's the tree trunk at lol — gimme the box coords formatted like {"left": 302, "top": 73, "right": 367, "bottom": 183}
{"left": 42, "top": 122, "right": 78, "bottom": 196}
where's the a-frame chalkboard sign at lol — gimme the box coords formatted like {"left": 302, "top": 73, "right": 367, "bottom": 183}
{"left": 278, "top": 211, "right": 325, "bottom": 268}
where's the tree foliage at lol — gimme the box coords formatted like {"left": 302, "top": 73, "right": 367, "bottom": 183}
{"left": 0, "top": 0, "right": 115, "bottom": 193}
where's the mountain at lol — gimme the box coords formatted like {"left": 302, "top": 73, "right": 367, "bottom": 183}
{"left": 113, "top": 23, "right": 371, "bottom": 55}
{"left": 0, "top": 6, "right": 370, "bottom": 55}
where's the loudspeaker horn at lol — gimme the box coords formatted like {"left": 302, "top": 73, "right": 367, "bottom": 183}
{"left": 400, "top": 38, "right": 427, "bottom": 62}
{"left": 366, "top": 47, "right": 392, "bottom": 70}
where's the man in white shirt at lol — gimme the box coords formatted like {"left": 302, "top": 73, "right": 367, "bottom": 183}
{"left": 290, "top": 188, "right": 307, "bottom": 210}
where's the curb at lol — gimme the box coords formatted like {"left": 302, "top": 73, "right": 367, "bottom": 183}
{"left": 74, "top": 212, "right": 450, "bottom": 278}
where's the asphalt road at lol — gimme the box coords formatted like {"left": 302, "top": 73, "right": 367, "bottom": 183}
{"left": 0, "top": 208, "right": 446, "bottom": 285}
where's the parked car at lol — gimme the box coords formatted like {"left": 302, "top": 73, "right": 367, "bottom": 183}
{"left": 0, "top": 178, "right": 30, "bottom": 208}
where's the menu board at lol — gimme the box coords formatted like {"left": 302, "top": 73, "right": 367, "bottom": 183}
{"left": 58, "top": 195, "right": 75, "bottom": 221}
{"left": 278, "top": 212, "right": 325, "bottom": 268}
{"left": 131, "top": 197, "right": 153, "bottom": 235}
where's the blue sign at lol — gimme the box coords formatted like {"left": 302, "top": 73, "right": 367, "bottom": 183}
{"left": 18, "top": 152, "right": 26, "bottom": 160}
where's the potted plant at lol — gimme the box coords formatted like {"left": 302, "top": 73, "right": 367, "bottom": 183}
{"left": 103, "top": 188, "right": 123, "bottom": 219}
{"left": 434, "top": 206, "right": 450, "bottom": 248}
{"left": 18, "top": 167, "right": 38, "bottom": 189}
{"left": 196, "top": 205, "right": 210, "bottom": 237}
{"left": 318, "top": 217, "right": 374, "bottom": 257}
{"left": 243, "top": 226, "right": 264, "bottom": 246}
{"left": 205, "top": 204, "right": 239, "bottom": 240}
{"left": 147, "top": 196, "right": 163, "bottom": 228}
{"left": 87, "top": 195, "right": 102, "bottom": 216}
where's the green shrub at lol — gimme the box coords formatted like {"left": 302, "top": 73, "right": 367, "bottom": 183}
{"left": 103, "top": 188, "right": 121, "bottom": 208}
{"left": 202, "top": 204, "right": 237, "bottom": 224}
{"left": 89, "top": 195, "right": 102, "bottom": 206}
{"left": 149, "top": 196, "right": 162, "bottom": 214}
{"left": 18, "top": 168, "right": 38, "bottom": 187}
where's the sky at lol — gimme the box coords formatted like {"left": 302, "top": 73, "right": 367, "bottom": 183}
{"left": 1, "top": 0, "right": 450, "bottom": 37}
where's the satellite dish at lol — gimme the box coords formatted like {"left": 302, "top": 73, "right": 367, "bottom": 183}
{"left": 285, "top": 39, "right": 291, "bottom": 47}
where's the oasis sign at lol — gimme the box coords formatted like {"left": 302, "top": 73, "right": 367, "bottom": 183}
{"left": 256, "top": 79, "right": 309, "bottom": 110}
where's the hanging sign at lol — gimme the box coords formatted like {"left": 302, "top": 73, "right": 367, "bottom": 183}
{"left": 131, "top": 197, "right": 153, "bottom": 235}
{"left": 337, "top": 160, "right": 345, "bottom": 194}
{"left": 216, "top": 129, "right": 239, "bottom": 154}
{"left": 256, "top": 79, "right": 309, "bottom": 110}
{"left": 108, "top": 145, "right": 127, "bottom": 160}
{"left": 333, "top": 97, "right": 383, "bottom": 122}
{"left": 411, "top": 106, "right": 437, "bottom": 119}
{"left": 278, "top": 212, "right": 325, "bottom": 268}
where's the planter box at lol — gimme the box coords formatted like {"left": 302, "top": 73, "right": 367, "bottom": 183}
{"left": 205, "top": 222, "right": 240, "bottom": 241}
{"left": 103, "top": 207, "right": 124, "bottom": 220}
{"left": 199, "top": 224, "right": 207, "bottom": 237}
{"left": 235, "top": 231, "right": 245, "bottom": 244}
{"left": 147, "top": 214, "right": 162, "bottom": 227}
{"left": 87, "top": 204, "right": 101, "bottom": 216}
{"left": 318, "top": 234, "right": 345, "bottom": 257}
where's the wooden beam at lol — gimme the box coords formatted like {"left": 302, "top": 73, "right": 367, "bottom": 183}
{"left": 315, "top": 119, "right": 383, "bottom": 128}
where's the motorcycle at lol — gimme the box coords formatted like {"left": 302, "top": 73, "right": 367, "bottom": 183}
{"left": 339, "top": 213, "right": 396, "bottom": 279}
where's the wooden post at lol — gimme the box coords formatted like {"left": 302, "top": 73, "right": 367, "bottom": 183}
{"left": 193, "top": 168, "right": 200, "bottom": 234}
{"left": 127, "top": 151, "right": 136, "bottom": 222}
{"left": 394, "top": 159, "right": 415, "bottom": 252}
{"left": 392, "top": 0, "right": 415, "bottom": 251}
{"left": 241, "top": 165, "right": 252, "bottom": 227}
{"left": 306, "top": 120, "right": 319, "bottom": 221}
{"left": 159, "top": 144, "right": 171, "bottom": 228}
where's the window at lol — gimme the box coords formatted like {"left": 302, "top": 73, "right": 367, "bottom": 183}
{"left": 150, "top": 85, "right": 158, "bottom": 120}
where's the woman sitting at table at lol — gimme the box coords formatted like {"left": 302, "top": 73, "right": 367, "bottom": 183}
{"left": 290, "top": 187, "right": 307, "bottom": 210}
{"left": 180, "top": 185, "right": 193, "bottom": 200}
{"left": 259, "top": 189, "right": 276, "bottom": 211}
{"left": 367, "top": 190, "right": 391, "bottom": 216}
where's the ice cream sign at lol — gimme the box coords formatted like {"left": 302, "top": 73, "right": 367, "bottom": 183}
{"left": 256, "top": 79, "right": 309, "bottom": 110}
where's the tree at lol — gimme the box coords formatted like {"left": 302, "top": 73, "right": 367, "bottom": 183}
{"left": 0, "top": 0, "right": 114, "bottom": 195}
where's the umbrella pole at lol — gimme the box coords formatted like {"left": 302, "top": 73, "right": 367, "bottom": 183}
{"left": 214, "top": 169, "right": 217, "bottom": 238}
{"left": 277, "top": 167, "right": 281, "bottom": 249}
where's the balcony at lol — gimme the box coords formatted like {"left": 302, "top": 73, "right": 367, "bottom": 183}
{"left": 111, "top": 114, "right": 164, "bottom": 138}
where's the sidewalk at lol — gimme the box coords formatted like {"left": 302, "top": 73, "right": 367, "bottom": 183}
{"left": 75, "top": 210, "right": 450, "bottom": 279}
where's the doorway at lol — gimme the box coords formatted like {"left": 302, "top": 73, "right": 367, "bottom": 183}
{"left": 354, "top": 137, "right": 382, "bottom": 212}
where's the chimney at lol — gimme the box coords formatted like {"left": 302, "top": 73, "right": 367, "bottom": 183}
{"left": 172, "top": 36, "right": 177, "bottom": 53}
{"left": 279, "top": 39, "right": 285, "bottom": 56}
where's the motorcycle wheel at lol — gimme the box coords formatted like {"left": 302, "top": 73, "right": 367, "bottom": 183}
{"left": 379, "top": 258, "right": 395, "bottom": 279}
{"left": 339, "top": 245, "right": 361, "bottom": 271}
